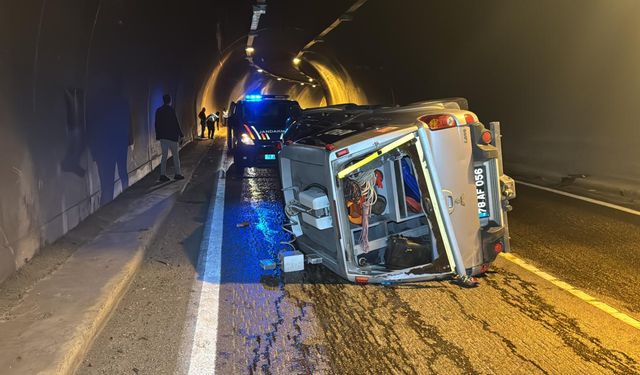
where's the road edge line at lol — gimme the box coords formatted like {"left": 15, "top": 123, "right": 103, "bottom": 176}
{"left": 180, "top": 136, "right": 228, "bottom": 375}
{"left": 500, "top": 252, "right": 640, "bottom": 330}
{"left": 516, "top": 180, "right": 640, "bottom": 216}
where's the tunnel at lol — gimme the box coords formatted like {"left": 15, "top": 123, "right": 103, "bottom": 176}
{"left": 1, "top": 0, "right": 640, "bottom": 299}
{"left": 2, "top": 1, "right": 640, "bottom": 373}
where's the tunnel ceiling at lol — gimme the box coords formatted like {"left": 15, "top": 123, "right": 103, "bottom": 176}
{"left": 249, "top": 1, "right": 353, "bottom": 81}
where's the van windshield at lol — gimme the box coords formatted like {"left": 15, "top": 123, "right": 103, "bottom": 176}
{"left": 243, "top": 101, "right": 299, "bottom": 129}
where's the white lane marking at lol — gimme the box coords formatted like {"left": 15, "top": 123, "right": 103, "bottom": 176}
{"left": 181, "top": 137, "right": 230, "bottom": 375}
{"left": 500, "top": 253, "right": 640, "bottom": 330}
{"left": 516, "top": 180, "right": 640, "bottom": 216}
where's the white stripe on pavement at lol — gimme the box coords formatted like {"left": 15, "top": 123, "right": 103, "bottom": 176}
{"left": 181, "top": 138, "right": 230, "bottom": 375}
{"left": 516, "top": 180, "right": 640, "bottom": 216}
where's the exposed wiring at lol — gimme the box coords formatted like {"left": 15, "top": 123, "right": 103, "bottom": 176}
{"left": 350, "top": 169, "right": 378, "bottom": 253}
{"left": 284, "top": 200, "right": 311, "bottom": 218}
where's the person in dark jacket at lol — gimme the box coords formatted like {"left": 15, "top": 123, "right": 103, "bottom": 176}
{"left": 198, "top": 107, "right": 207, "bottom": 138}
{"left": 205, "top": 112, "right": 216, "bottom": 139}
{"left": 214, "top": 111, "right": 221, "bottom": 131}
{"left": 155, "top": 94, "right": 184, "bottom": 181}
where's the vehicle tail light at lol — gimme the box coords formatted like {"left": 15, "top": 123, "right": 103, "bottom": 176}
{"left": 325, "top": 143, "right": 335, "bottom": 151}
{"left": 464, "top": 114, "right": 475, "bottom": 124}
{"left": 336, "top": 148, "right": 349, "bottom": 157}
{"left": 243, "top": 124, "right": 255, "bottom": 140}
{"left": 481, "top": 130, "right": 492, "bottom": 144}
{"left": 285, "top": 140, "right": 293, "bottom": 145}
{"left": 419, "top": 114, "right": 457, "bottom": 130}
{"left": 275, "top": 142, "right": 282, "bottom": 151}
{"left": 240, "top": 133, "right": 254, "bottom": 145}
{"left": 494, "top": 241, "right": 503, "bottom": 254}
{"left": 354, "top": 276, "right": 369, "bottom": 285}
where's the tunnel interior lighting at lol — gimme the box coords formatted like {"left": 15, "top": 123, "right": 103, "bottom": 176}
{"left": 308, "top": 78, "right": 313, "bottom": 82}
{"left": 245, "top": 47, "right": 255, "bottom": 54}
{"left": 300, "top": 82, "right": 304, "bottom": 86}
{"left": 312, "top": 84, "right": 317, "bottom": 88}
{"left": 277, "top": 77, "right": 283, "bottom": 81}
{"left": 257, "top": 69, "right": 264, "bottom": 73}
{"left": 293, "top": 57, "right": 301, "bottom": 65}
{"left": 245, "top": 94, "right": 263, "bottom": 101}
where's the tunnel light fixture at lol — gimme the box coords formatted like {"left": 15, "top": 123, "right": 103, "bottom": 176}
{"left": 251, "top": 5, "right": 267, "bottom": 31}
{"left": 312, "top": 84, "right": 317, "bottom": 88}
{"left": 300, "top": 82, "right": 305, "bottom": 86}
{"left": 277, "top": 77, "right": 283, "bottom": 81}
{"left": 308, "top": 78, "right": 313, "bottom": 82}
{"left": 245, "top": 46, "right": 255, "bottom": 54}
{"left": 257, "top": 69, "right": 264, "bottom": 73}
{"left": 293, "top": 57, "right": 302, "bottom": 65}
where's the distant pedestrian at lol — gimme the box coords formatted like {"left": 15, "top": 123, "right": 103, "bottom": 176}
{"left": 214, "top": 111, "right": 221, "bottom": 131}
{"left": 155, "top": 94, "right": 184, "bottom": 182}
{"left": 198, "top": 107, "right": 207, "bottom": 138}
{"left": 206, "top": 113, "right": 216, "bottom": 139}
{"left": 222, "top": 107, "right": 229, "bottom": 127}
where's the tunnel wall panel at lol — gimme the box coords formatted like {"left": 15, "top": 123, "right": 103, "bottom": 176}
{"left": 308, "top": 0, "right": 640, "bottom": 200}
{"left": 0, "top": 0, "right": 222, "bottom": 283}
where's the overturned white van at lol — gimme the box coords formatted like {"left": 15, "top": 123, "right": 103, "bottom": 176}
{"left": 279, "top": 99, "right": 516, "bottom": 285}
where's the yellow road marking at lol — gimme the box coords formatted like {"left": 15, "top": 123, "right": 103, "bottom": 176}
{"left": 500, "top": 252, "right": 640, "bottom": 330}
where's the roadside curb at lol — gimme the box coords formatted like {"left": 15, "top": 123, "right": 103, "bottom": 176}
{"left": 0, "top": 143, "right": 212, "bottom": 375}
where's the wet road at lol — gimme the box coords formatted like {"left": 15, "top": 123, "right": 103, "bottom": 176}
{"left": 82, "top": 139, "right": 640, "bottom": 374}
{"left": 212, "top": 154, "right": 640, "bottom": 373}
{"left": 509, "top": 184, "right": 640, "bottom": 316}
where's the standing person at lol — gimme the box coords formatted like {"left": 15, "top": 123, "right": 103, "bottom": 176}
{"left": 155, "top": 94, "right": 184, "bottom": 181}
{"left": 198, "top": 107, "right": 207, "bottom": 138}
{"left": 206, "top": 112, "right": 216, "bottom": 139}
{"left": 214, "top": 111, "right": 221, "bottom": 131}
{"left": 222, "top": 107, "right": 229, "bottom": 127}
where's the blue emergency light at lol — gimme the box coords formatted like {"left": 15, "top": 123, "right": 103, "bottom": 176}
{"left": 245, "top": 94, "right": 263, "bottom": 101}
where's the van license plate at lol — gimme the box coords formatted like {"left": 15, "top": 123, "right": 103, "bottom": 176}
{"left": 264, "top": 154, "right": 276, "bottom": 160}
{"left": 474, "top": 165, "right": 489, "bottom": 218}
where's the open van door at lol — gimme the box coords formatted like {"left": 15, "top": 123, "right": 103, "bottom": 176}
{"left": 414, "top": 123, "right": 479, "bottom": 284}
{"left": 335, "top": 131, "right": 467, "bottom": 284}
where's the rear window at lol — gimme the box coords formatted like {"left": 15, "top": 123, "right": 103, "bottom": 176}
{"left": 242, "top": 101, "right": 300, "bottom": 129}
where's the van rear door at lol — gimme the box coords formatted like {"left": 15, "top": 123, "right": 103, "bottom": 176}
{"left": 415, "top": 122, "right": 482, "bottom": 275}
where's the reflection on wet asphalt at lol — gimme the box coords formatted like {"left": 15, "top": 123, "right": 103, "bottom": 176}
{"left": 215, "top": 164, "right": 640, "bottom": 374}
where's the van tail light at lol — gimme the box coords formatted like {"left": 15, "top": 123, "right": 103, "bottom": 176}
{"left": 419, "top": 114, "right": 457, "bottom": 130}
{"left": 275, "top": 142, "right": 282, "bottom": 151}
{"left": 464, "top": 114, "right": 475, "bottom": 124}
{"left": 354, "top": 276, "right": 369, "bottom": 285}
{"left": 481, "top": 130, "right": 492, "bottom": 144}
{"left": 494, "top": 241, "right": 504, "bottom": 254}
{"left": 336, "top": 148, "right": 349, "bottom": 157}
{"left": 325, "top": 143, "right": 336, "bottom": 151}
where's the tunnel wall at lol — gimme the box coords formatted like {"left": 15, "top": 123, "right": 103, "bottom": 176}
{"left": 0, "top": 0, "right": 223, "bottom": 283}
{"left": 307, "top": 0, "right": 640, "bottom": 200}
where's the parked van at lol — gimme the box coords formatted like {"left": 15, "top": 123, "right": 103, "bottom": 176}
{"left": 278, "top": 99, "right": 516, "bottom": 284}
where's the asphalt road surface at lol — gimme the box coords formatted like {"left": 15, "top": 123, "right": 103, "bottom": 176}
{"left": 81, "top": 138, "right": 640, "bottom": 374}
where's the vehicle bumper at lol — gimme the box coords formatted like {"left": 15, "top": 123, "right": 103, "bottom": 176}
{"left": 235, "top": 143, "right": 279, "bottom": 166}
